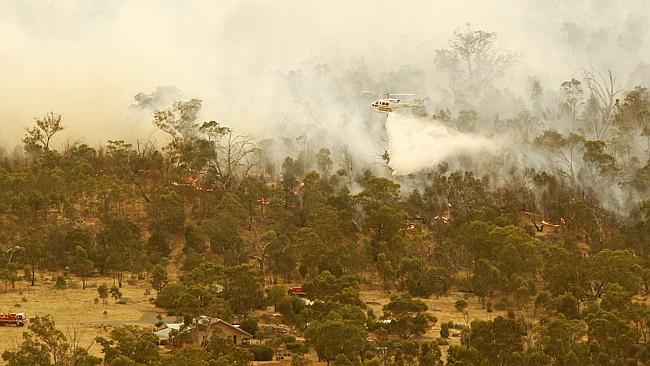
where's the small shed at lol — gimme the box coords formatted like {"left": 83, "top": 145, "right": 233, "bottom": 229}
{"left": 154, "top": 323, "right": 183, "bottom": 345}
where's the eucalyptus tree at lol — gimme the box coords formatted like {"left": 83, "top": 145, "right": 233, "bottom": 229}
{"left": 435, "top": 25, "right": 518, "bottom": 103}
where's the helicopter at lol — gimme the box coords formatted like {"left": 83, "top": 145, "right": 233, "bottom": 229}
{"left": 364, "top": 92, "right": 425, "bottom": 113}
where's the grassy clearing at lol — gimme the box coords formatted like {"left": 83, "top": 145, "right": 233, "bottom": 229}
{"left": 0, "top": 274, "right": 515, "bottom": 365}
{"left": 0, "top": 275, "right": 164, "bottom": 362}
{"left": 361, "top": 289, "right": 510, "bottom": 328}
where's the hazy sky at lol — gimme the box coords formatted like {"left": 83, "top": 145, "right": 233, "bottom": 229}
{"left": 0, "top": 0, "right": 648, "bottom": 148}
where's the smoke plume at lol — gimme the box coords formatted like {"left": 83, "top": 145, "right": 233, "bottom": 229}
{"left": 386, "top": 113, "right": 498, "bottom": 175}
{"left": 1, "top": 0, "right": 650, "bottom": 217}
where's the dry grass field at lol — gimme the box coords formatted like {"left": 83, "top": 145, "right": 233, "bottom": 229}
{"left": 0, "top": 273, "right": 513, "bottom": 365}
{"left": 0, "top": 275, "right": 165, "bottom": 363}
{"left": 362, "top": 288, "right": 510, "bottom": 328}
{"left": 360, "top": 288, "right": 512, "bottom": 363}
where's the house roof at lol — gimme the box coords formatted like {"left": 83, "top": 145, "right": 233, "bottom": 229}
{"left": 224, "top": 321, "right": 253, "bottom": 337}
{"left": 167, "top": 323, "right": 184, "bottom": 330}
{"left": 154, "top": 327, "right": 173, "bottom": 341}
{"left": 153, "top": 318, "right": 252, "bottom": 340}
{"left": 154, "top": 323, "right": 183, "bottom": 341}
{"left": 195, "top": 316, "right": 253, "bottom": 338}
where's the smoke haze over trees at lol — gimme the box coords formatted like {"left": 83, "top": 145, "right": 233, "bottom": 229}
{"left": 1, "top": 1, "right": 650, "bottom": 365}
{"left": 1, "top": 1, "right": 649, "bottom": 144}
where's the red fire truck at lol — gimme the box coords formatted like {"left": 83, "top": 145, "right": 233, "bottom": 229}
{"left": 0, "top": 313, "right": 26, "bottom": 326}
{"left": 287, "top": 287, "right": 306, "bottom": 297}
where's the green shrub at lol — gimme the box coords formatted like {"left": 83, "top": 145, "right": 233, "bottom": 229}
{"left": 282, "top": 334, "right": 297, "bottom": 344}
{"left": 154, "top": 283, "right": 185, "bottom": 312}
{"left": 555, "top": 293, "right": 579, "bottom": 319}
{"left": 454, "top": 299, "right": 468, "bottom": 312}
{"left": 251, "top": 344, "right": 274, "bottom": 361}
{"left": 240, "top": 317, "right": 259, "bottom": 336}
{"left": 286, "top": 341, "right": 302, "bottom": 351}
{"left": 55, "top": 275, "right": 67, "bottom": 289}
{"left": 494, "top": 297, "right": 510, "bottom": 310}
{"left": 440, "top": 322, "right": 450, "bottom": 338}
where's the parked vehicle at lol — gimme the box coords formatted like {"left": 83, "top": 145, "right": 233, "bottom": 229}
{"left": 287, "top": 287, "right": 306, "bottom": 297}
{"left": 0, "top": 313, "right": 26, "bottom": 326}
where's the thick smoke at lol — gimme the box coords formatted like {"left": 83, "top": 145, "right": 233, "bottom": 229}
{"left": 1, "top": 0, "right": 648, "bottom": 149}
{"left": 386, "top": 114, "right": 498, "bottom": 175}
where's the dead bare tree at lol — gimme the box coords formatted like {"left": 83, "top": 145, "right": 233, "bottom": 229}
{"left": 65, "top": 322, "right": 97, "bottom": 364}
{"left": 582, "top": 68, "right": 624, "bottom": 140}
{"left": 208, "top": 128, "right": 259, "bottom": 192}
{"left": 339, "top": 145, "right": 356, "bottom": 187}
{"left": 135, "top": 137, "right": 157, "bottom": 158}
